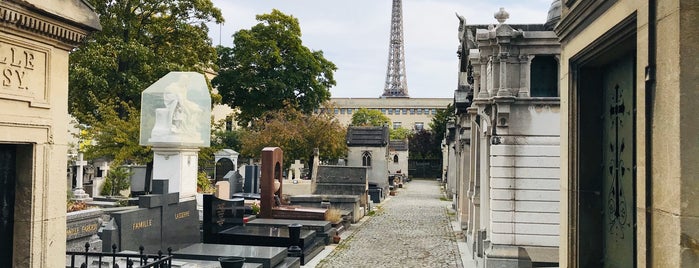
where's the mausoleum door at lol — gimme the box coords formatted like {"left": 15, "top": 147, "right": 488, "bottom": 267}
{"left": 0, "top": 144, "right": 16, "bottom": 267}
{"left": 601, "top": 55, "right": 635, "bottom": 267}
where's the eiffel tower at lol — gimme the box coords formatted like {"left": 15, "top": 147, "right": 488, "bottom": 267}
{"left": 382, "top": 0, "right": 409, "bottom": 98}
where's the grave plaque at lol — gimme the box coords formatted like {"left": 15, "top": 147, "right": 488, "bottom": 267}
{"left": 162, "top": 199, "right": 199, "bottom": 251}
{"left": 244, "top": 165, "right": 260, "bottom": 194}
{"left": 111, "top": 207, "right": 162, "bottom": 252}
{"left": 202, "top": 194, "right": 245, "bottom": 243}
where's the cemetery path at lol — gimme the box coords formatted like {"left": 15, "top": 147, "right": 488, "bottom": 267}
{"left": 315, "top": 179, "right": 463, "bottom": 268}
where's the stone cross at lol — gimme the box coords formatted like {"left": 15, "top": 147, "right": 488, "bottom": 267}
{"left": 289, "top": 160, "right": 304, "bottom": 180}
{"left": 72, "top": 153, "right": 90, "bottom": 200}
{"left": 98, "top": 162, "right": 110, "bottom": 178}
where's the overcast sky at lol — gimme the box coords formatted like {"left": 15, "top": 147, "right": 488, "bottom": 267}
{"left": 207, "top": 0, "right": 554, "bottom": 98}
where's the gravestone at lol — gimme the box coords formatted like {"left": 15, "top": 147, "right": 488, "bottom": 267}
{"left": 201, "top": 194, "right": 245, "bottom": 244}
{"left": 105, "top": 180, "right": 198, "bottom": 253}
{"left": 140, "top": 72, "right": 211, "bottom": 201}
{"left": 215, "top": 158, "right": 235, "bottom": 182}
{"left": 260, "top": 147, "right": 284, "bottom": 219}
{"left": 65, "top": 209, "right": 103, "bottom": 252}
{"left": 128, "top": 165, "right": 148, "bottom": 195}
{"left": 225, "top": 170, "right": 244, "bottom": 195}
{"left": 288, "top": 160, "right": 304, "bottom": 180}
{"left": 244, "top": 165, "right": 261, "bottom": 194}
{"left": 72, "top": 153, "right": 90, "bottom": 200}
{"left": 215, "top": 181, "right": 230, "bottom": 199}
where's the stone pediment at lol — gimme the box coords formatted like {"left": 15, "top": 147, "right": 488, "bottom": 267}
{"left": 1, "top": 0, "right": 101, "bottom": 47}
{"left": 14, "top": 0, "right": 100, "bottom": 30}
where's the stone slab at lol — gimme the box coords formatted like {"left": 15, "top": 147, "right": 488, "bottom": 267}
{"left": 162, "top": 199, "right": 199, "bottom": 251}
{"left": 111, "top": 207, "right": 162, "bottom": 253}
{"left": 247, "top": 218, "right": 331, "bottom": 232}
{"left": 218, "top": 225, "right": 316, "bottom": 249}
{"left": 174, "top": 243, "right": 287, "bottom": 268}
{"left": 272, "top": 207, "right": 326, "bottom": 221}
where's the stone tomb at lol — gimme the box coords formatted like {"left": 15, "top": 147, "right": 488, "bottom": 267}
{"left": 175, "top": 244, "right": 299, "bottom": 268}
{"left": 106, "top": 181, "right": 198, "bottom": 253}
{"left": 259, "top": 147, "right": 327, "bottom": 221}
{"left": 201, "top": 194, "right": 325, "bottom": 265}
{"left": 66, "top": 209, "right": 104, "bottom": 252}
{"left": 246, "top": 218, "right": 336, "bottom": 245}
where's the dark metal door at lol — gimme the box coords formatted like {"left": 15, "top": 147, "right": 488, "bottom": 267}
{"left": 0, "top": 145, "right": 16, "bottom": 267}
{"left": 602, "top": 55, "right": 635, "bottom": 267}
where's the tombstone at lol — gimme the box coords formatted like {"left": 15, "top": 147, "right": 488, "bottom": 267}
{"left": 140, "top": 72, "right": 211, "bottom": 201}
{"left": 288, "top": 160, "right": 304, "bottom": 180}
{"left": 225, "top": 170, "right": 244, "bottom": 195}
{"left": 260, "top": 147, "right": 284, "bottom": 219}
{"left": 215, "top": 158, "right": 235, "bottom": 181}
{"left": 72, "top": 153, "right": 90, "bottom": 200}
{"left": 243, "top": 165, "right": 261, "bottom": 194}
{"left": 214, "top": 149, "right": 239, "bottom": 181}
{"left": 215, "top": 181, "right": 230, "bottom": 199}
{"left": 128, "top": 165, "right": 148, "bottom": 195}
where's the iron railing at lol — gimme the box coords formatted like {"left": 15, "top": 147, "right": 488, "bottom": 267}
{"left": 66, "top": 243, "right": 172, "bottom": 268}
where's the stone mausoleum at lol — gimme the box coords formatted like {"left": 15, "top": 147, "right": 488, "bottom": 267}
{"left": 0, "top": 0, "right": 100, "bottom": 266}
{"left": 448, "top": 4, "right": 562, "bottom": 267}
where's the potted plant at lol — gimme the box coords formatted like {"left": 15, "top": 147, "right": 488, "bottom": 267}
{"left": 219, "top": 256, "right": 245, "bottom": 268}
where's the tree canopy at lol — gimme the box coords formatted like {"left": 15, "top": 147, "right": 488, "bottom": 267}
{"left": 212, "top": 9, "right": 337, "bottom": 127}
{"left": 350, "top": 108, "right": 390, "bottom": 127}
{"left": 240, "top": 104, "right": 347, "bottom": 167}
{"left": 69, "top": 0, "right": 223, "bottom": 164}
{"left": 429, "top": 104, "right": 455, "bottom": 143}
{"left": 69, "top": 0, "right": 224, "bottom": 122}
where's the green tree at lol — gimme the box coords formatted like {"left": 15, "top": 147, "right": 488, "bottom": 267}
{"left": 408, "top": 130, "right": 441, "bottom": 159}
{"left": 80, "top": 100, "right": 151, "bottom": 165}
{"left": 212, "top": 9, "right": 337, "bottom": 127}
{"left": 351, "top": 108, "right": 390, "bottom": 127}
{"left": 240, "top": 104, "right": 347, "bottom": 167}
{"left": 69, "top": 0, "right": 224, "bottom": 122}
{"left": 69, "top": 0, "right": 223, "bottom": 164}
{"left": 390, "top": 127, "right": 411, "bottom": 140}
{"left": 429, "top": 104, "right": 455, "bottom": 142}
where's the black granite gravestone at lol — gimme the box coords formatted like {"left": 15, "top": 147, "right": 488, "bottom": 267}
{"left": 110, "top": 207, "right": 163, "bottom": 252}
{"left": 243, "top": 165, "right": 260, "bottom": 194}
{"left": 202, "top": 194, "right": 245, "bottom": 244}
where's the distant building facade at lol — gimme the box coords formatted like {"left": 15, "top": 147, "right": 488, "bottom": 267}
{"left": 328, "top": 97, "right": 452, "bottom": 130}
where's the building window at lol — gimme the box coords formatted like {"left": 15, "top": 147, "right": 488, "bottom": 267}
{"left": 425, "top": 108, "right": 430, "bottom": 114}
{"left": 417, "top": 109, "right": 423, "bottom": 115}
{"left": 402, "top": 108, "right": 407, "bottom": 114}
{"left": 393, "top": 122, "right": 402, "bottom": 129}
{"left": 431, "top": 108, "right": 437, "bottom": 115}
{"left": 225, "top": 116, "right": 233, "bottom": 131}
{"left": 414, "top": 122, "right": 424, "bottom": 131}
{"left": 410, "top": 109, "right": 415, "bottom": 115}
{"left": 348, "top": 108, "right": 353, "bottom": 114}
{"left": 334, "top": 108, "right": 339, "bottom": 114}
{"left": 393, "top": 155, "right": 399, "bottom": 163}
{"left": 362, "top": 151, "right": 372, "bottom": 167}
{"left": 395, "top": 108, "right": 400, "bottom": 114}
{"left": 388, "top": 109, "right": 393, "bottom": 115}
{"left": 530, "top": 55, "right": 559, "bottom": 97}
{"left": 381, "top": 108, "right": 387, "bottom": 114}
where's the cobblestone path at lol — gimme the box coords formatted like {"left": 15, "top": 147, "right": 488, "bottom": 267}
{"left": 316, "top": 179, "right": 462, "bottom": 268}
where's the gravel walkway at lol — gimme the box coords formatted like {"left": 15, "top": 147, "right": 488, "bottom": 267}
{"left": 316, "top": 179, "right": 463, "bottom": 268}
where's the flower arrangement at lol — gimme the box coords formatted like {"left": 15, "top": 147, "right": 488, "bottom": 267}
{"left": 251, "top": 201, "right": 260, "bottom": 215}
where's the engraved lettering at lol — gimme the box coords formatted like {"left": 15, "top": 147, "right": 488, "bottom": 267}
{"left": 24, "top": 51, "right": 34, "bottom": 70}
{"left": 2, "top": 69, "right": 10, "bottom": 87}
{"left": 14, "top": 70, "right": 26, "bottom": 90}
{"left": 81, "top": 224, "right": 98, "bottom": 232}
{"left": 175, "top": 211, "right": 191, "bottom": 219}
{"left": 66, "top": 227, "right": 80, "bottom": 236}
{"left": 9, "top": 47, "right": 22, "bottom": 67}
{"left": 132, "top": 219, "right": 153, "bottom": 230}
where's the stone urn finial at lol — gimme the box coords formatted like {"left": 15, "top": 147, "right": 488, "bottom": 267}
{"left": 494, "top": 7, "right": 509, "bottom": 24}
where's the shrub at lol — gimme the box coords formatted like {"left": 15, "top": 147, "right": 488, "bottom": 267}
{"left": 101, "top": 166, "right": 131, "bottom": 196}
{"left": 325, "top": 208, "right": 343, "bottom": 223}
